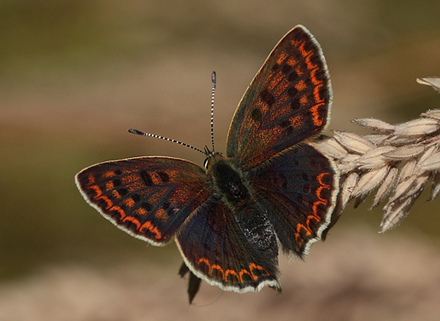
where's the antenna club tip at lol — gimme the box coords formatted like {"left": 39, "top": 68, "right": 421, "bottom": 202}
{"left": 211, "top": 71, "right": 216, "bottom": 85}
{"left": 128, "top": 128, "right": 143, "bottom": 135}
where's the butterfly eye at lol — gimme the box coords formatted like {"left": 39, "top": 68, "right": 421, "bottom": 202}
{"left": 204, "top": 157, "right": 210, "bottom": 169}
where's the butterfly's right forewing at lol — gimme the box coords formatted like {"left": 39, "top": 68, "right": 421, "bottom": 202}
{"left": 75, "top": 157, "right": 211, "bottom": 245}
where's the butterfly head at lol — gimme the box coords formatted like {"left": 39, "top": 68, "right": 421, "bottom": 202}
{"left": 203, "top": 148, "right": 225, "bottom": 170}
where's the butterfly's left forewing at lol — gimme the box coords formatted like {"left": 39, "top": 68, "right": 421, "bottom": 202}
{"left": 75, "top": 157, "right": 211, "bottom": 245}
{"left": 227, "top": 25, "right": 332, "bottom": 170}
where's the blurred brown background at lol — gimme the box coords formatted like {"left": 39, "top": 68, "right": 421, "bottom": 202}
{"left": 1, "top": 1, "right": 440, "bottom": 320}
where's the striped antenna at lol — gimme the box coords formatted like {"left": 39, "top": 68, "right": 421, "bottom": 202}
{"left": 128, "top": 129, "right": 208, "bottom": 156}
{"left": 128, "top": 73, "right": 219, "bottom": 157}
{"left": 210, "top": 71, "right": 216, "bottom": 153}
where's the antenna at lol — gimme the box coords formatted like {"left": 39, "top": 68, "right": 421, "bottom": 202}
{"left": 128, "top": 72, "right": 218, "bottom": 158}
{"left": 128, "top": 129, "right": 207, "bottom": 156}
{"left": 210, "top": 71, "right": 216, "bottom": 153}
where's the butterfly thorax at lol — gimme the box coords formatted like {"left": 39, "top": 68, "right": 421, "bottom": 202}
{"left": 205, "top": 152, "right": 250, "bottom": 206}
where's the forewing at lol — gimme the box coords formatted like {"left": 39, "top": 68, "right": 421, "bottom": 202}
{"left": 176, "top": 199, "right": 280, "bottom": 292}
{"left": 75, "top": 157, "right": 211, "bottom": 245}
{"left": 250, "top": 144, "right": 339, "bottom": 257}
{"left": 227, "top": 25, "right": 332, "bottom": 170}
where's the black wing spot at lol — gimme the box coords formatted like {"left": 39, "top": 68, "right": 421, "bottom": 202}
{"left": 142, "top": 202, "right": 153, "bottom": 211}
{"left": 282, "top": 64, "right": 292, "bottom": 74}
{"left": 162, "top": 201, "right": 171, "bottom": 210}
{"left": 158, "top": 171, "right": 170, "bottom": 183}
{"left": 280, "top": 120, "right": 290, "bottom": 128}
{"left": 132, "top": 193, "right": 141, "bottom": 203}
{"left": 118, "top": 188, "right": 128, "bottom": 196}
{"left": 260, "top": 89, "right": 275, "bottom": 106}
{"left": 251, "top": 108, "right": 263, "bottom": 122}
{"left": 288, "top": 87, "right": 298, "bottom": 97}
{"left": 290, "top": 98, "right": 301, "bottom": 111}
{"left": 141, "top": 170, "right": 154, "bottom": 186}
{"left": 288, "top": 71, "right": 298, "bottom": 81}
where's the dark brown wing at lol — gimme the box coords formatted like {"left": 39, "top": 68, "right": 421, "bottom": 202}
{"left": 75, "top": 156, "right": 211, "bottom": 245}
{"left": 227, "top": 25, "right": 332, "bottom": 170}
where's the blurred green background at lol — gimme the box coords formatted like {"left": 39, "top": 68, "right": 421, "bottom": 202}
{"left": 1, "top": 1, "right": 440, "bottom": 320}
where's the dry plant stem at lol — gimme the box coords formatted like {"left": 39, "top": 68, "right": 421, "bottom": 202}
{"left": 315, "top": 77, "right": 440, "bottom": 232}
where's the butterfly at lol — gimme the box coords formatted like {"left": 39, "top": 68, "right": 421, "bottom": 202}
{"left": 75, "top": 25, "right": 339, "bottom": 303}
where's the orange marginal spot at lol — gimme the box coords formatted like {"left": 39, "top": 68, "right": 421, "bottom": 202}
{"left": 198, "top": 258, "right": 210, "bottom": 268}
{"left": 276, "top": 52, "right": 288, "bottom": 65}
{"left": 89, "top": 184, "right": 126, "bottom": 219}
{"left": 313, "top": 83, "right": 325, "bottom": 104}
{"left": 89, "top": 184, "right": 103, "bottom": 198}
{"left": 139, "top": 221, "right": 162, "bottom": 239}
{"left": 211, "top": 264, "right": 225, "bottom": 279}
{"left": 225, "top": 269, "right": 240, "bottom": 282}
{"left": 249, "top": 263, "right": 270, "bottom": 279}
{"left": 298, "top": 42, "right": 311, "bottom": 59}
{"left": 136, "top": 208, "right": 147, "bottom": 216}
{"left": 91, "top": 185, "right": 114, "bottom": 210}
{"left": 122, "top": 216, "right": 141, "bottom": 230}
{"left": 294, "top": 223, "right": 313, "bottom": 245}
{"left": 154, "top": 208, "right": 168, "bottom": 220}
{"left": 239, "top": 268, "right": 254, "bottom": 282}
{"left": 108, "top": 204, "right": 126, "bottom": 219}
{"left": 197, "top": 258, "right": 270, "bottom": 285}
{"left": 309, "top": 67, "right": 322, "bottom": 86}
{"left": 310, "top": 102, "right": 325, "bottom": 127}
{"left": 295, "top": 80, "right": 307, "bottom": 91}
{"left": 103, "top": 171, "right": 117, "bottom": 178}
{"left": 300, "top": 95, "right": 308, "bottom": 106}
{"left": 197, "top": 259, "right": 237, "bottom": 284}
{"left": 124, "top": 198, "right": 135, "bottom": 208}
{"left": 295, "top": 66, "right": 304, "bottom": 77}
{"left": 105, "top": 181, "right": 114, "bottom": 191}
{"left": 306, "top": 55, "right": 318, "bottom": 73}
{"left": 312, "top": 172, "right": 331, "bottom": 217}
{"left": 305, "top": 214, "right": 320, "bottom": 231}
{"left": 286, "top": 57, "right": 297, "bottom": 67}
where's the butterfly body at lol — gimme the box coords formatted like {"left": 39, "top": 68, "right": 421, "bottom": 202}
{"left": 76, "top": 25, "right": 339, "bottom": 300}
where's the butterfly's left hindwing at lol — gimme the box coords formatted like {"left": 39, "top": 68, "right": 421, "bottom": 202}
{"left": 250, "top": 144, "right": 338, "bottom": 257}
{"left": 75, "top": 157, "right": 211, "bottom": 245}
